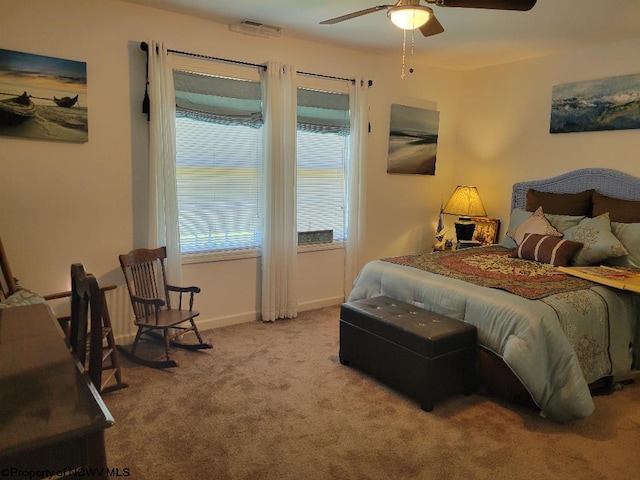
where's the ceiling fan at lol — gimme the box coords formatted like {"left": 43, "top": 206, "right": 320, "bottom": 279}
{"left": 320, "top": 0, "right": 537, "bottom": 38}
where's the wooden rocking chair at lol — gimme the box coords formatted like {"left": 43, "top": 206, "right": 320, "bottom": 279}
{"left": 1, "top": 237, "right": 126, "bottom": 393}
{"left": 70, "top": 264, "right": 128, "bottom": 394}
{"left": 70, "top": 264, "right": 110, "bottom": 393}
{"left": 118, "top": 247, "right": 212, "bottom": 368}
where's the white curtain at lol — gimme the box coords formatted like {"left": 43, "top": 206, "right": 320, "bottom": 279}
{"left": 260, "top": 62, "right": 298, "bottom": 321}
{"left": 344, "top": 78, "right": 369, "bottom": 299}
{"left": 147, "top": 40, "right": 182, "bottom": 286}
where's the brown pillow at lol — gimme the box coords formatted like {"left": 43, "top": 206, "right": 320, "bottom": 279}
{"left": 526, "top": 189, "right": 593, "bottom": 216}
{"left": 592, "top": 192, "right": 640, "bottom": 223}
{"left": 511, "top": 233, "right": 583, "bottom": 267}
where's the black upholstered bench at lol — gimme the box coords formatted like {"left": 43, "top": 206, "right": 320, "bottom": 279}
{"left": 339, "top": 296, "right": 477, "bottom": 412}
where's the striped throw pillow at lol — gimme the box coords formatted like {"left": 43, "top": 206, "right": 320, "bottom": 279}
{"left": 512, "top": 233, "right": 583, "bottom": 267}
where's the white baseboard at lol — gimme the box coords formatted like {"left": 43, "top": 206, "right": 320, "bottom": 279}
{"left": 199, "top": 295, "right": 344, "bottom": 331}
{"left": 198, "top": 311, "right": 260, "bottom": 331}
{"left": 113, "top": 314, "right": 255, "bottom": 344}
{"left": 297, "top": 295, "right": 344, "bottom": 312}
{"left": 115, "top": 296, "right": 344, "bottom": 343}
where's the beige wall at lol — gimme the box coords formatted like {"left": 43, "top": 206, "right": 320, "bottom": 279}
{"left": 453, "top": 38, "right": 640, "bottom": 228}
{"left": 1, "top": 1, "right": 638, "bottom": 340}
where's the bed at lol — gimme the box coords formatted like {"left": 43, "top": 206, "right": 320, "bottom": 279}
{"left": 348, "top": 168, "right": 640, "bottom": 422}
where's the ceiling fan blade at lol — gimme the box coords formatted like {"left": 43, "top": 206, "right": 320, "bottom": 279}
{"left": 436, "top": 0, "right": 536, "bottom": 10}
{"left": 320, "top": 5, "right": 392, "bottom": 24}
{"left": 419, "top": 14, "right": 445, "bottom": 37}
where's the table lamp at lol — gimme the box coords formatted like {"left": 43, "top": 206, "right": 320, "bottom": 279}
{"left": 443, "top": 185, "right": 487, "bottom": 241}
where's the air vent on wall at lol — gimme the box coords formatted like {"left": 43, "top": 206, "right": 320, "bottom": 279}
{"left": 228, "top": 20, "right": 281, "bottom": 38}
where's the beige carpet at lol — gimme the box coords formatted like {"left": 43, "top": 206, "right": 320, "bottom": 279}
{"left": 103, "top": 306, "right": 640, "bottom": 480}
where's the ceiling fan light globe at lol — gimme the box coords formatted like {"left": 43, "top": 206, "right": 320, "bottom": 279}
{"left": 388, "top": 6, "right": 432, "bottom": 30}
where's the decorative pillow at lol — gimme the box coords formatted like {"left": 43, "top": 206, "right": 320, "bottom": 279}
{"left": 501, "top": 209, "right": 585, "bottom": 249}
{"left": 545, "top": 213, "right": 585, "bottom": 233}
{"left": 506, "top": 206, "right": 562, "bottom": 246}
{"left": 501, "top": 209, "right": 532, "bottom": 248}
{"left": 511, "top": 233, "right": 583, "bottom": 267}
{"left": 563, "top": 213, "right": 629, "bottom": 266}
{"left": 606, "top": 222, "right": 640, "bottom": 268}
{"left": 592, "top": 192, "right": 640, "bottom": 223}
{"left": 526, "top": 189, "right": 594, "bottom": 216}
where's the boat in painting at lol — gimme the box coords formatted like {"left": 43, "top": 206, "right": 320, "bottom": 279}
{"left": 0, "top": 92, "right": 36, "bottom": 125}
{"left": 53, "top": 94, "right": 79, "bottom": 108}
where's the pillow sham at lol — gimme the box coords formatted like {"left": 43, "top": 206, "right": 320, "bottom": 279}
{"left": 592, "top": 192, "right": 640, "bottom": 223}
{"left": 606, "top": 222, "right": 640, "bottom": 268}
{"left": 563, "top": 213, "right": 629, "bottom": 266}
{"left": 545, "top": 213, "right": 585, "bottom": 232}
{"left": 501, "top": 209, "right": 585, "bottom": 249}
{"left": 511, "top": 233, "right": 583, "bottom": 267}
{"left": 501, "top": 209, "right": 532, "bottom": 248}
{"left": 506, "top": 206, "right": 562, "bottom": 246}
{"left": 525, "top": 189, "right": 593, "bottom": 216}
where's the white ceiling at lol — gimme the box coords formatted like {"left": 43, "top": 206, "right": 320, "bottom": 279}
{"left": 124, "top": 0, "right": 640, "bottom": 70}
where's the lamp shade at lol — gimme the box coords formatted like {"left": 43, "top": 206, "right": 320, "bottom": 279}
{"left": 388, "top": 6, "right": 432, "bottom": 30}
{"left": 443, "top": 186, "right": 487, "bottom": 218}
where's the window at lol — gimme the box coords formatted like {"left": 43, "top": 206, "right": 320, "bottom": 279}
{"left": 296, "top": 85, "right": 350, "bottom": 244}
{"left": 174, "top": 67, "right": 263, "bottom": 254}
{"left": 173, "top": 59, "right": 352, "bottom": 257}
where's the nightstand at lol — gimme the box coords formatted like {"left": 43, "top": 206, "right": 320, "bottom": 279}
{"left": 434, "top": 240, "right": 485, "bottom": 252}
{"left": 456, "top": 240, "right": 483, "bottom": 249}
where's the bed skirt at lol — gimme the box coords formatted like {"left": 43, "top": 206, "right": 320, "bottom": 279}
{"left": 475, "top": 346, "right": 538, "bottom": 410}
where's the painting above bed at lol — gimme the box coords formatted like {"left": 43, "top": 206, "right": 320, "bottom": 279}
{"left": 550, "top": 73, "right": 640, "bottom": 134}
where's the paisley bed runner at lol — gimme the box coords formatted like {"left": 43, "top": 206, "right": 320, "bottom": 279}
{"left": 382, "top": 245, "right": 593, "bottom": 300}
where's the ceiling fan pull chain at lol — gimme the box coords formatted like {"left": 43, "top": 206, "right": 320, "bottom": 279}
{"left": 408, "top": 7, "right": 416, "bottom": 74}
{"left": 401, "top": 29, "right": 407, "bottom": 79}
{"left": 410, "top": 28, "right": 415, "bottom": 74}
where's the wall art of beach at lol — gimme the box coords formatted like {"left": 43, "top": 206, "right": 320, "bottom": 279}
{"left": 0, "top": 48, "right": 87, "bottom": 143}
{"left": 387, "top": 104, "right": 439, "bottom": 175}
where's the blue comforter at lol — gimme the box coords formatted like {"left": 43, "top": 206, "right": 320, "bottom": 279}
{"left": 348, "top": 249, "right": 639, "bottom": 422}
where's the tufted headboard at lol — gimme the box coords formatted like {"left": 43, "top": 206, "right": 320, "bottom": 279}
{"left": 511, "top": 168, "right": 640, "bottom": 211}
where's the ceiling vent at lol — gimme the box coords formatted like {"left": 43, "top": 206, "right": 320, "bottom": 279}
{"left": 229, "top": 20, "right": 281, "bottom": 38}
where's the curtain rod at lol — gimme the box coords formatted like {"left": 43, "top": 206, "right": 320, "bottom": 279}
{"left": 297, "top": 70, "right": 373, "bottom": 87}
{"left": 140, "top": 42, "right": 373, "bottom": 87}
{"left": 140, "top": 41, "right": 265, "bottom": 70}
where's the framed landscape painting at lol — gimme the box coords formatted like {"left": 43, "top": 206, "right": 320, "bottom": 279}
{"left": 387, "top": 104, "right": 439, "bottom": 175}
{"left": 550, "top": 73, "right": 640, "bottom": 134}
{"left": 0, "top": 48, "right": 87, "bottom": 143}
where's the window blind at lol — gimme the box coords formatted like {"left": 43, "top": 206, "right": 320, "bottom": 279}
{"left": 174, "top": 70, "right": 262, "bottom": 127}
{"left": 174, "top": 71, "right": 351, "bottom": 253}
{"left": 297, "top": 88, "right": 349, "bottom": 135}
{"left": 296, "top": 88, "right": 350, "bottom": 241}
{"left": 174, "top": 71, "right": 263, "bottom": 253}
